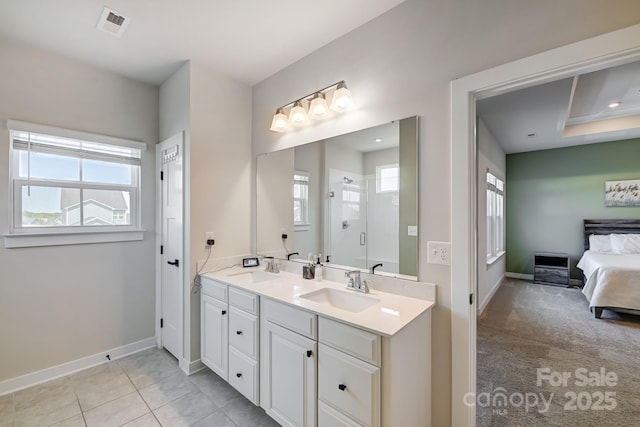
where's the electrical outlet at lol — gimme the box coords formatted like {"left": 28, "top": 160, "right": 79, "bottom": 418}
{"left": 281, "top": 228, "right": 288, "bottom": 239}
{"left": 205, "top": 232, "right": 214, "bottom": 246}
{"left": 427, "top": 241, "right": 451, "bottom": 265}
{"left": 407, "top": 225, "right": 418, "bottom": 236}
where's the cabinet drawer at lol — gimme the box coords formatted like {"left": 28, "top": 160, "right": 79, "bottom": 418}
{"left": 229, "top": 307, "right": 259, "bottom": 359}
{"left": 319, "top": 317, "right": 381, "bottom": 366}
{"left": 229, "top": 287, "right": 259, "bottom": 315}
{"left": 264, "top": 298, "right": 317, "bottom": 339}
{"left": 318, "top": 400, "right": 362, "bottom": 427}
{"left": 228, "top": 347, "right": 259, "bottom": 404}
{"left": 318, "top": 344, "right": 380, "bottom": 427}
{"left": 200, "top": 276, "right": 227, "bottom": 302}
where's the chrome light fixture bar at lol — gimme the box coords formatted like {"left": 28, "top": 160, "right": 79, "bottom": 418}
{"left": 269, "top": 80, "right": 354, "bottom": 132}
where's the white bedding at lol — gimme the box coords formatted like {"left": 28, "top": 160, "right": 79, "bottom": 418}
{"left": 577, "top": 250, "right": 640, "bottom": 311}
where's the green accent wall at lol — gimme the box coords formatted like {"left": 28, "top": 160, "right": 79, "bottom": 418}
{"left": 506, "top": 138, "right": 640, "bottom": 278}
{"left": 399, "top": 116, "right": 418, "bottom": 277}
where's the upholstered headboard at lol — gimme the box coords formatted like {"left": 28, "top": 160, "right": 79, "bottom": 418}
{"left": 583, "top": 219, "right": 640, "bottom": 251}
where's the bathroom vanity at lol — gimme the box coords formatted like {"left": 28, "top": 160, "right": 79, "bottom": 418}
{"left": 200, "top": 266, "right": 434, "bottom": 427}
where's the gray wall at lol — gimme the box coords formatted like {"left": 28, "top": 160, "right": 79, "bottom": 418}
{"left": 506, "top": 138, "right": 640, "bottom": 278}
{"left": 0, "top": 39, "right": 158, "bottom": 382}
{"left": 160, "top": 61, "right": 253, "bottom": 363}
{"left": 250, "top": 1, "right": 640, "bottom": 424}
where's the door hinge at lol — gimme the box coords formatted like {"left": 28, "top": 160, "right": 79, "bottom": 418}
{"left": 160, "top": 245, "right": 163, "bottom": 255}
{"left": 470, "top": 293, "right": 474, "bottom": 305}
{"left": 160, "top": 318, "right": 164, "bottom": 328}
{"left": 160, "top": 171, "right": 164, "bottom": 180}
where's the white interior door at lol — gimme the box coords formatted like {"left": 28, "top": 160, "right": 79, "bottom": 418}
{"left": 159, "top": 132, "right": 184, "bottom": 359}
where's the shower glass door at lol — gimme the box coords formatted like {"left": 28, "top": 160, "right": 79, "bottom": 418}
{"left": 327, "top": 169, "right": 367, "bottom": 269}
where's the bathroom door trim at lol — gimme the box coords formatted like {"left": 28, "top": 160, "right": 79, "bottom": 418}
{"left": 450, "top": 24, "right": 640, "bottom": 426}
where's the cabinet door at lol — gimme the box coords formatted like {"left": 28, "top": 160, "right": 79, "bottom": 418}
{"left": 262, "top": 321, "right": 316, "bottom": 427}
{"left": 201, "top": 294, "right": 228, "bottom": 380}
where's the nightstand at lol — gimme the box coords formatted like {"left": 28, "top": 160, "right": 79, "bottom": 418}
{"left": 533, "top": 252, "right": 570, "bottom": 287}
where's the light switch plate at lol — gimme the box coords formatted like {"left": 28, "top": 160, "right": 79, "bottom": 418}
{"left": 407, "top": 225, "right": 418, "bottom": 236}
{"left": 427, "top": 241, "right": 451, "bottom": 265}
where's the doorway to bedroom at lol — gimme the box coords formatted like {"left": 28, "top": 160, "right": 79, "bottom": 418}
{"left": 473, "top": 60, "right": 640, "bottom": 426}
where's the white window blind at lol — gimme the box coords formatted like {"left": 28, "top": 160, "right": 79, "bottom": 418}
{"left": 7, "top": 120, "right": 145, "bottom": 236}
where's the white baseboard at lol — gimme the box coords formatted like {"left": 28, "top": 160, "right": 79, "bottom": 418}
{"left": 505, "top": 272, "right": 533, "bottom": 281}
{"left": 179, "top": 358, "right": 206, "bottom": 375}
{"left": 478, "top": 274, "right": 505, "bottom": 315}
{"left": 0, "top": 337, "right": 156, "bottom": 396}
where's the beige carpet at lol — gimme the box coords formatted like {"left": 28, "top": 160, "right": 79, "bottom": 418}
{"left": 477, "top": 279, "right": 640, "bottom": 426}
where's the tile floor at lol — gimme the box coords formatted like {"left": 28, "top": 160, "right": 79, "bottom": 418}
{"left": 0, "top": 348, "right": 280, "bottom": 427}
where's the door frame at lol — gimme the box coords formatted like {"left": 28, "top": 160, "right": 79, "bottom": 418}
{"left": 155, "top": 132, "right": 185, "bottom": 359}
{"left": 451, "top": 24, "right": 640, "bottom": 426}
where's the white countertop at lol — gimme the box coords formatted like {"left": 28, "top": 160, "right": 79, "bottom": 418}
{"left": 201, "top": 267, "right": 434, "bottom": 336}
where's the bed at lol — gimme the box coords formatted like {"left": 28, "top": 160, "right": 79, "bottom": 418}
{"left": 577, "top": 219, "right": 640, "bottom": 319}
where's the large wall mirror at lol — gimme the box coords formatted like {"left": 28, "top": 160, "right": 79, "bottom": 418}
{"left": 257, "top": 116, "right": 418, "bottom": 279}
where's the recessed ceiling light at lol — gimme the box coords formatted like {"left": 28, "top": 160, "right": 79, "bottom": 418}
{"left": 375, "top": 138, "right": 382, "bottom": 142}
{"left": 608, "top": 101, "right": 621, "bottom": 108}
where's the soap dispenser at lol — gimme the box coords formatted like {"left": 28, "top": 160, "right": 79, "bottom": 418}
{"left": 303, "top": 253, "right": 315, "bottom": 280}
{"left": 315, "top": 254, "right": 323, "bottom": 281}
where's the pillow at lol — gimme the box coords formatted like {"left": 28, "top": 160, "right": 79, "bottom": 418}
{"left": 589, "top": 234, "right": 612, "bottom": 252}
{"left": 611, "top": 234, "right": 640, "bottom": 254}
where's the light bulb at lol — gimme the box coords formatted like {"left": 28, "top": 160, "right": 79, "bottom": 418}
{"left": 288, "top": 101, "right": 309, "bottom": 127}
{"left": 308, "top": 93, "right": 330, "bottom": 120}
{"left": 330, "top": 82, "right": 354, "bottom": 113}
{"left": 269, "top": 108, "right": 290, "bottom": 132}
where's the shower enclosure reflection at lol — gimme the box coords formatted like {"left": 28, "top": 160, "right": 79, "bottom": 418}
{"left": 256, "top": 116, "right": 418, "bottom": 278}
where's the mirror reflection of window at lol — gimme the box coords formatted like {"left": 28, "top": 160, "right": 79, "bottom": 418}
{"left": 293, "top": 172, "right": 309, "bottom": 226}
{"left": 376, "top": 163, "right": 399, "bottom": 193}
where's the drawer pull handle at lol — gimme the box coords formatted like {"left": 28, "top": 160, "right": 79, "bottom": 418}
{"left": 221, "top": 310, "right": 227, "bottom": 315}
{"left": 338, "top": 384, "right": 347, "bottom": 391}
{"left": 306, "top": 350, "right": 313, "bottom": 358}
{"left": 236, "top": 330, "right": 243, "bottom": 335}
{"left": 236, "top": 373, "right": 242, "bottom": 378}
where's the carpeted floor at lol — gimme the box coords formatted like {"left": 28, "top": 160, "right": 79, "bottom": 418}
{"left": 477, "top": 278, "right": 640, "bottom": 426}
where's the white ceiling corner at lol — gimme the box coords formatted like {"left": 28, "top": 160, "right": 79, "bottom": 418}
{"left": 477, "top": 60, "right": 640, "bottom": 154}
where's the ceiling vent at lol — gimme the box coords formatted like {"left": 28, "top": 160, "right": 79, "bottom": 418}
{"left": 96, "top": 7, "right": 130, "bottom": 37}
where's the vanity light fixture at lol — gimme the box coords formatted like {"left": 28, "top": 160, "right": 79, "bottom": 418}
{"left": 269, "top": 80, "right": 354, "bottom": 132}
{"left": 608, "top": 101, "right": 621, "bottom": 108}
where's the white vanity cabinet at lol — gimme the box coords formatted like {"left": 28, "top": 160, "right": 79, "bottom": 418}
{"left": 228, "top": 287, "right": 260, "bottom": 404}
{"left": 200, "top": 277, "right": 260, "bottom": 404}
{"left": 200, "top": 279, "right": 228, "bottom": 380}
{"left": 261, "top": 298, "right": 317, "bottom": 427}
{"left": 318, "top": 317, "right": 381, "bottom": 427}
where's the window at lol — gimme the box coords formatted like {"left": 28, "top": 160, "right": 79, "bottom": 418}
{"left": 5, "top": 120, "right": 145, "bottom": 247}
{"left": 376, "top": 163, "right": 399, "bottom": 193}
{"left": 487, "top": 171, "right": 504, "bottom": 261}
{"left": 293, "top": 172, "right": 309, "bottom": 226}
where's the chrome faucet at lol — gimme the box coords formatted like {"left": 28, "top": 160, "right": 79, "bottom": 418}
{"left": 264, "top": 257, "right": 276, "bottom": 273}
{"left": 345, "top": 270, "right": 370, "bottom": 293}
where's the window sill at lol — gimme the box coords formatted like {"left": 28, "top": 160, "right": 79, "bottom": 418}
{"left": 3, "top": 229, "right": 144, "bottom": 248}
{"left": 294, "top": 224, "right": 310, "bottom": 232}
{"left": 487, "top": 251, "right": 505, "bottom": 266}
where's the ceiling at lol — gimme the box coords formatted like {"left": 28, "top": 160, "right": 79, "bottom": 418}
{"left": 0, "top": 0, "right": 405, "bottom": 86}
{"left": 477, "top": 61, "right": 640, "bottom": 154}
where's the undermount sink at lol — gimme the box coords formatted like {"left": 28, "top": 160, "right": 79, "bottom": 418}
{"left": 228, "top": 270, "right": 279, "bottom": 283}
{"left": 299, "top": 288, "right": 380, "bottom": 313}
